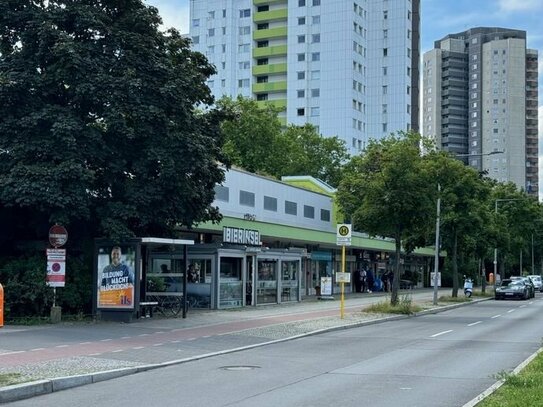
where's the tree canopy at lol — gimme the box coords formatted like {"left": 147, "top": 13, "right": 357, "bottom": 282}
{"left": 217, "top": 95, "right": 349, "bottom": 187}
{"left": 0, "top": 0, "right": 228, "bottom": 248}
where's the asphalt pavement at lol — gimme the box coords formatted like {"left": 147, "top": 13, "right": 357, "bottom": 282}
{"left": 0, "top": 289, "right": 500, "bottom": 404}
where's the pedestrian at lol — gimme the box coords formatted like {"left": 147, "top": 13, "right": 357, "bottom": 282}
{"left": 366, "top": 268, "right": 374, "bottom": 293}
{"left": 354, "top": 269, "right": 362, "bottom": 293}
{"left": 360, "top": 268, "right": 367, "bottom": 293}
{"left": 382, "top": 271, "right": 389, "bottom": 292}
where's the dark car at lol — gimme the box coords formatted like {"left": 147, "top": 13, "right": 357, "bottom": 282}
{"left": 510, "top": 276, "right": 535, "bottom": 298}
{"left": 495, "top": 279, "right": 530, "bottom": 300}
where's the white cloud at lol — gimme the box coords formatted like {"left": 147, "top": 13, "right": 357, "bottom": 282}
{"left": 499, "top": 0, "right": 543, "bottom": 12}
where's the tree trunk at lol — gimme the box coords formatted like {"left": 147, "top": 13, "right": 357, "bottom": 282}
{"left": 391, "top": 235, "right": 402, "bottom": 305}
{"left": 452, "top": 230, "right": 459, "bottom": 297}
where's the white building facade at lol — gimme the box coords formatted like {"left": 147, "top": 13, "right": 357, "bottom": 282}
{"left": 189, "top": 0, "right": 420, "bottom": 155}
{"left": 423, "top": 27, "right": 539, "bottom": 195}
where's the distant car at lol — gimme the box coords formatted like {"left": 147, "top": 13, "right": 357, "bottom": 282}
{"left": 495, "top": 279, "right": 530, "bottom": 300}
{"left": 510, "top": 276, "right": 535, "bottom": 298}
{"left": 527, "top": 275, "right": 543, "bottom": 292}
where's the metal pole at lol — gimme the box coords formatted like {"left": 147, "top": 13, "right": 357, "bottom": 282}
{"left": 494, "top": 200, "right": 498, "bottom": 285}
{"left": 532, "top": 233, "right": 535, "bottom": 274}
{"left": 432, "top": 184, "right": 441, "bottom": 306}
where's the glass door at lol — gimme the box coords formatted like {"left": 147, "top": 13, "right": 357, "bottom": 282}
{"left": 257, "top": 260, "right": 277, "bottom": 304}
{"left": 281, "top": 260, "right": 299, "bottom": 302}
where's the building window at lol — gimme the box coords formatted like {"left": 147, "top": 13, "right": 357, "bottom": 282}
{"left": 297, "top": 90, "right": 305, "bottom": 98}
{"left": 297, "top": 71, "right": 305, "bottom": 79}
{"left": 192, "top": 36, "right": 199, "bottom": 44}
{"left": 383, "top": 48, "right": 388, "bottom": 57}
{"left": 238, "top": 79, "right": 249, "bottom": 88}
{"left": 383, "top": 123, "right": 387, "bottom": 132}
{"left": 383, "top": 10, "right": 388, "bottom": 19}
{"left": 214, "top": 185, "right": 229, "bottom": 202}
{"left": 239, "top": 26, "right": 250, "bottom": 35}
{"left": 312, "top": 0, "right": 321, "bottom": 5}
{"left": 310, "top": 107, "right": 320, "bottom": 116}
{"left": 312, "top": 15, "right": 320, "bottom": 24}
{"left": 311, "top": 52, "right": 320, "bottom": 61}
{"left": 320, "top": 209, "right": 330, "bottom": 222}
{"left": 312, "top": 34, "right": 320, "bottom": 43}
{"left": 298, "top": 17, "right": 306, "bottom": 25}
{"left": 256, "top": 94, "right": 268, "bottom": 101}
{"left": 383, "top": 29, "right": 388, "bottom": 38}
{"left": 298, "top": 35, "right": 306, "bottom": 43}
{"left": 264, "top": 196, "right": 277, "bottom": 212}
{"left": 240, "top": 190, "right": 255, "bottom": 207}
{"left": 208, "top": 28, "right": 215, "bottom": 37}
{"left": 297, "top": 53, "right": 305, "bottom": 62}
{"left": 383, "top": 66, "right": 388, "bottom": 75}
{"left": 297, "top": 108, "right": 305, "bottom": 116}
{"left": 192, "top": 19, "right": 200, "bottom": 27}
{"left": 311, "top": 70, "right": 320, "bottom": 79}
{"left": 311, "top": 88, "right": 320, "bottom": 97}
{"left": 298, "top": 0, "right": 306, "bottom": 6}
{"left": 382, "top": 85, "right": 388, "bottom": 94}
{"left": 285, "top": 201, "right": 297, "bottom": 215}
{"left": 382, "top": 104, "right": 387, "bottom": 114}
{"left": 304, "top": 205, "right": 315, "bottom": 219}
{"left": 239, "top": 9, "right": 251, "bottom": 18}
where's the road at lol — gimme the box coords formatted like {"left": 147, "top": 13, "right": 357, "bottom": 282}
{"left": 5, "top": 295, "right": 543, "bottom": 407}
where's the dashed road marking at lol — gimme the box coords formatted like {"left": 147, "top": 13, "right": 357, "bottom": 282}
{"left": 31, "top": 348, "right": 45, "bottom": 352}
{"left": 507, "top": 309, "right": 515, "bottom": 313}
{"left": 430, "top": 330, "right": 453, "bottom": 338}
{"left": 100, "top": 339, "right": 112, "bottom": 342}
{"left": 468, "top": 321, "right": 482, "bottom": 326}
{"left": 491, "top": 314, "right": 501, "bottom": 319}
{"left": 55, "top": 345, "right": 69, "bottom": 348}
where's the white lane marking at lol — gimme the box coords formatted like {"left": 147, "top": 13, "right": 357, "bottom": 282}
{"left": 529, "top": 301, "right": 534, "bottom": 304}
{"left": 132, "top": 346, "right": 144, "bottom": 350}
{"left": 520, "top": 305, "right": 527, "bottom": 308}
{"left": 89, "top": 353, "right": 101, "bottom": 356}
{"left": 31, "top": 348, "right": 45, "bottom": 352}
{"left": 507, "top": 309, "right": 515, "bottom": 313}
{"left": 111, "top": 349, "right": 123, "bottom": 353}
{"left": 202, "top": 335, "right": 211, "bottom": 338}
{"left": 0, "top": 350, "right": 26, "bottom": 356}
{"left": 491, "top": 314, "right": 501, "bottom": 319}
{"left": 121, "top": 336, "right": 131, "bottom": 339}
{"left": 187, "top": 338, "right": 197, "bottom": 341}
{"left": 155, "top": 331, "right": 165, "bottom": 334}
{"left": 431, "top": 330, "right": 453, "bottom": 338}
{"left": 139, "top": 334, "right": 150, "bottom": 337}
{"left": 79, "top": 342, "right": 91, "bottom": 345}
{"left": 152, "top": 343, "right": 164, "bottom": 347}
{"left": 55, "top": 345, "right": 69, "bottom": 348}
{"left": 100, "top": 339, "right": 112, "bottom": 342}
{"left": 171, "top": 340, "right": 181, "bottom": 344}
{"left": 468, "top": 321, "right": 482, "bottom": 327}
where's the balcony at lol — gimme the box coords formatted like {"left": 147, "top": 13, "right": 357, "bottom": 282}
{"left": 253, "top": 26, "right": 287, "bottom": 41}
{"left": 253, "top": 0, "right": 286, "bottom": 5}
{"left": 254, "top": 8, "right": 288, "bottom": 23}
{"left": 252, "top": 63, "right": 287, "bottom": 76}
{"left": 256, "top": 99, "right": 287, "bottom": 110}
{"left": 253, "top": 44, "right": 287, "bottom": 58}
{"left": 252, "top": 80, "right": 287, "bottom": 94}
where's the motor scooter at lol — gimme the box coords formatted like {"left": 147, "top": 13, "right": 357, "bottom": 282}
{"left": 463, "top": 277, "right": 473, "bottom": 298}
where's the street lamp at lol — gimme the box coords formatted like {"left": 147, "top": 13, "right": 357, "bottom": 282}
{"left": 432, "top": 150, "right": 505, "bottom": 305}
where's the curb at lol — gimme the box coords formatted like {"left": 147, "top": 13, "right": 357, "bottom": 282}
{"left": 0, "top": 297, "right": 492, "bottom": 404}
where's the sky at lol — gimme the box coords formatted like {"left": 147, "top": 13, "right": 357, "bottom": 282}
{"left": 146, "top": 0, "right": 543, "bottom": 194}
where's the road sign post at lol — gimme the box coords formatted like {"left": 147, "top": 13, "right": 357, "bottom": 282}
{"left": 336, "top": 224, "right": 352, "bottom": 319}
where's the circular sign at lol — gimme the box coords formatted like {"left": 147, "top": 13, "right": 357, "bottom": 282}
{"left": 49, "top": 225, "right": 68, "bottom": 248}
{"left": 52, "top": 262, "right": 61, "bottom": 272}
{"left": 339, "top": 225, "right": 350, "bottom": 236}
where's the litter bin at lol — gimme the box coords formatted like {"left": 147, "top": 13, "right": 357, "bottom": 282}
{"left": 315, "top": 286, "right": 321, "bottom": 296}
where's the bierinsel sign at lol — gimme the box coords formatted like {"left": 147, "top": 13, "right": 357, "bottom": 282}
{"left": 49, "top": 225, "right": 68, "bottom": 248}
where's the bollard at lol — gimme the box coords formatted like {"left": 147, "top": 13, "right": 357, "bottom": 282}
{"left": 0, "top": 283, "right": 4, "bottom": 328}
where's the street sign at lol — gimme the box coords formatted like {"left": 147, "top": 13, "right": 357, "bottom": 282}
{"left": 46, "top": 248, "right": 66, "bottom": 287}
{"left": 335, "top": 272, "right": 351, "bottom": 283}
{"left": 336, "top": 224, "right": 352, "bottom": 246}
{"left": 49, "top": 225, "right": 68, "bottom": 248}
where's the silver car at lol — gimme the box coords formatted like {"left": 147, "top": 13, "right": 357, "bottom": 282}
{"left": 527, "top": 275, "right": 543, "bottom": 292}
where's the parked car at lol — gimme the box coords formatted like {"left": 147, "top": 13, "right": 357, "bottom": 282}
{"left": 527, "top": 275, "right": 543, "bottom": 292}
{"left": 510, "top": 276, "right": 535, "bottom": 298}
{"left": 495, "top": 279, "right": 530, "bottom": 300}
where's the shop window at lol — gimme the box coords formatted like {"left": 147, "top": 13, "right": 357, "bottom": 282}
{"left": 239, "top": 190, "right": 255, "bottom": 207}
{"left": 264, "top": 196, "right": 277, "bottom": 211}
{"left": 285, "top": 200, "right": 297, "bottom": 215}
{"left": 320, "top": 209, "right": 330, "bottom": 222}
{"left": 304, "top": 205, "right": 315, "bottom": 219}
{"left": 214, "top": 185, "right": 229, "bottom": 202}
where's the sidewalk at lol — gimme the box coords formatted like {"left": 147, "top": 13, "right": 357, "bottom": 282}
{"left": 0, "top": 289, "right": 482, "bottom": 403}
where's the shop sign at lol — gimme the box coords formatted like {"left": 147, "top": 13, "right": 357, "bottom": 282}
{"left": 311, "top": 251, "right": 332, "bottom": 261}
{"left": 223, "top": 226, "right": 261, "bottom": 246}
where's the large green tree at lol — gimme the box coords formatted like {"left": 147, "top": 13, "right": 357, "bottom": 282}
{"left": 218, "top": 96, "right": 348, "bottom": 187}
{"left": 0, "top": 0, "right": 227, "bottom": 247}
{"left": 337, "top": 132, "right": 435, "bottom": 305}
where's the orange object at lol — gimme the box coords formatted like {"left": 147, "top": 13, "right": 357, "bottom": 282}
{"left": 489, "top": 273, "right": 494, "bottom": 284}
{"left": 0, "top": 283, "right": 4, "bottom": 328}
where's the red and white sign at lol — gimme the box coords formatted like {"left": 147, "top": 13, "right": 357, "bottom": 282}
{"left": 46, "top": 248, "right": 66, "bottom": 287}
{"left": 49, "top": 225, "right": 68, "bottom": 248}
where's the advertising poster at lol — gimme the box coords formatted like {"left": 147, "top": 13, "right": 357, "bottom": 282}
{"left": 97, "top": 245, "right": 135, "bottom": 309}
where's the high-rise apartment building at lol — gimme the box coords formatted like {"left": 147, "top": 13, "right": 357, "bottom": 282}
{"left": 423, "top": 27, "right": 539, "bottom": 195}
{"left": 189, "top": 0, "right": 420, "bottom": 154}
